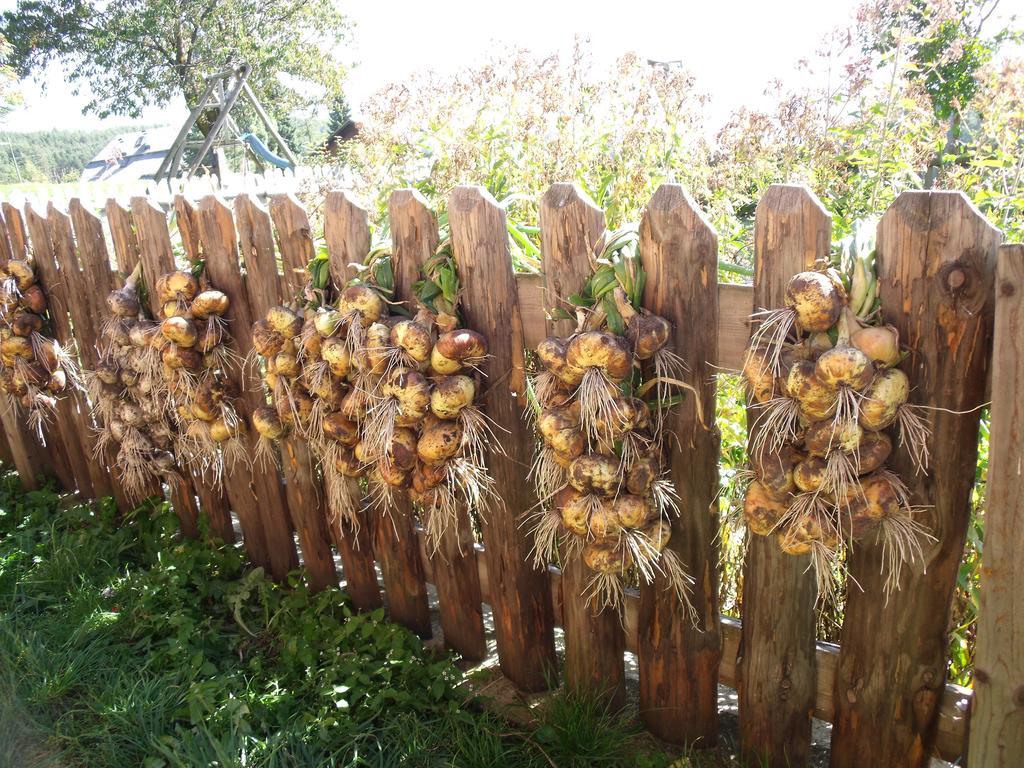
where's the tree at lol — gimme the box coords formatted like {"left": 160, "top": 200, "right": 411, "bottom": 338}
{"left": 0, "top": 34, "right": 21, "bottom": 119}
{"left": 326, "top": 93, "right": 351, "bottom": 134}
{"left": 1, "top": 0, "right": 350, "bottom": 121}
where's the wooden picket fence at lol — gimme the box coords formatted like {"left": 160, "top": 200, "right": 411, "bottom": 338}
{"left": 0, "top": 182, "right": 1020, "bottom": 768}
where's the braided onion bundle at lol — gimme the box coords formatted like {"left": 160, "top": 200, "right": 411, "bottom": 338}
{"left": 0, "top": 258, "right": 82, "bottom": 434}
{"left": 526, "top": 237, "right": 696, "bottom": 616}
{"left": 89, "top": 265, "right": 178, "bottom": 500}
{"left": 742, "top": 253, "right": 934, "bottom": 600}
{"left": 152, "top": 269, "right": 245, "bottom": 481}
{"left": 340, "top": 248, "right": 500, "bottom": 550}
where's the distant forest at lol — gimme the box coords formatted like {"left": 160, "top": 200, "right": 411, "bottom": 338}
{"left": 0, "top": 127, "right": 137, "bottom": 184}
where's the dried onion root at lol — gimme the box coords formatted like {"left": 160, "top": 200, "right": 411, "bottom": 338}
{"left": 739, "top": 268, "right": 935, "bottom": 602}
{"left": 88, "top": 265, "right": 179, "bottom": 503}
{"left": 0, "top": 258, "right": 83, "bottom": 438}
{"left": 153, "top": 268, "right": 246, "bottom": 483}
{"left": 527, "top": 243, "right": 696, "bottom": 620}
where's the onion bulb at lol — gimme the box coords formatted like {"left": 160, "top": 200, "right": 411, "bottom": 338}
{"left": 265, "top": 306, "right": 303, "bottom": 339}
{"left": 785, "top": 271, "right": 843, "bottom": 332}
{"left": 161, "top": 316, "right": 198, "bottom": 348}
{"left": 417, "top": 420, "right": 464, "bottom": 465}
{"left": 583, "top": 538, "right": 629, "bottom": 573}
{"left": 191, "top": 290, "right": 230, "bottom": 318}
{"left": 567, "top": 453, "right": 620, "bottom": 496}
{"left": 565, "top": 331, "right": 632, "bottom": 380}
{"left": 430, "top": 375, "right": 475, "bottom": 419}
{"left": 157, "top": 271, "right": 199, "bottom": 303}
{"left": 106, "top": 287, "right": 140, "bottom": 318}
{"left": 743, "top": 481, "right": 789, "bottom": 536}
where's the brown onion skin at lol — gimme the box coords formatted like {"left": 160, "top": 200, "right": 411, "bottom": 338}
{"left": 436, "top": 329, "right": 487, "bottom": 362}
{"left": 627, "top": 313, "right": 670, "bottom": 361}
{"left": 752, "top": 448, "right": 797, "bottom": 500}
{"left": 743, "top": 481, "right": 789, "bottom": 536}
{"left": 565, "top": 331, "right": 632, "bottom": 380}
{"left": 583, "top": 538, "right": 630, "bottom": 574}
{"left": 784, "top": 271, "right": 843, "bottom": 332}
{"left": 20, "top": 285, "right": 47, "bottom": 314}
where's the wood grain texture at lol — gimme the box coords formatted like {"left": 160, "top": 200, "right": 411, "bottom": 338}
{"left": 390, "top": 187, "right": 484, "bottom": 658}
{"left": 0, "top": 205, "right": 52, "bottom": 489}
{"left": 263, "top": 194, "right": 339, "bottom": 592}
{"left": 0, "top": 206, "right": 15, "bottom": 266}
{"left": 23, "top": 203, "right": 95, "bottom": 496}
{"left": 449, "top": 185, "right": 556, "bottom": 691}
{"left": 969, "top": 243, "right": 1024, "bottom": 768}
{"left": 105, "top": 200, "right": 141, "bottom": 273}
{"left": 538, "top": 182, "right": 625, "bottom": 704}
{"left": 168, "top": 198, "right": 255, "bottom": 544}
{"left": 45, "top": 205, "right": 117, "bottom": 503}
{"left": 737, "top": 185, "right": 828, "bottom": 768}
{"left": 637, "top": 184, "right": 722, "bottom": 745}
{"left": 3, "top": 202, "right": 28, "bottom": 259}
{"left": 127, "top": 197, "right": 213, "bottom": 541}
{"left": 0, "top": 405, "right": 49, "bottom": 490}
{"left": 831, "top": 191, "right": 1001, "bottom": 768}
{"left": 319, "top": 191, "right": 382, "bottom": 613}
{"left": 323, "top": 191, "right": 369, "bottom": 288}
{"left": 191, "top": 195, "right": 299, "bottom": 581}
{"left": 354, "top": 188, "right": 431, "bottom": 639}
{"left": 67, "top": 200, "right": 140, "bottom": 512}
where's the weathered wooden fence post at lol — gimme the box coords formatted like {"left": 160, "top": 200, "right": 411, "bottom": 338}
{"left": 347, "top": 189, "right": 432, "bottom": 639}
{"left": 832, "top": 192, "right": 1001, "bottom": 767}
{"left": 3, "top": 202, "right": 28, "bottom": 258}
{"left": 185, "top": 195, "right": 301, "bottom": 581}
{"left": 389, "top": 188, "right": 486, "bottom": 658}
{"left": 45, "top": 204, "right": 119, "bottom": 503}
{"left": 0, "top": 204, "right": 52, "bottom": 489}
{"left": 261, "top": 193, "right": 343, "bottom": 592}
{"left": 538, "top": 182, "right": 625, "bottom": 705}
{"left": 23, "top": 202, "right": 95, "bottom": 496}
{"left": 318, "top": 191, "right": 382, "bottom": 613}
{"left": 68, "top": 199, "right": 162, "bottom": 511}
{"left": 969, "top": 243, "right": 1024, "bottom": 768}
{"left": 638, "top": 184, "right": 722, "bottom": 745}
{"left": 738, "top": 184, "right": 828, "bottom": 767}
{"left": 449, "top": 185, "right": 556, "bottom": 691}
{"left": 128, "top": 197, "right": 238, "bottom": 549}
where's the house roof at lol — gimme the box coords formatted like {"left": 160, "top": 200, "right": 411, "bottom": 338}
{"left": 80, "top": 127, "right": 178, "bottom": 182}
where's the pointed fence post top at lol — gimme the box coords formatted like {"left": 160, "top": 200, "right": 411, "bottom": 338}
{"left": 642, "top": 184, "right": 716, "bottom": 239}
{"left": 756, "top": 183, "right": 830, "bottom": 218}
{"left": 449, "top": 185, "right": 504, "bottom": 216}
{"left": 234, "top": 192, "right": 270, "bottom": 216}
{"left": 323, "top": 190, "right": 370, "bottom": 289}
{"left": 540, "top": 182, "right": 601, "bottom": 214}
{"left": 45, "top": 201, "right": 71, "bottom": 221}
{"left": 326, "top": 188, "right": 369, "bottom": 215}
{"left": 883, "top": 189, "right": 1002, "bottom": 234}
{"left": 539, "top": 182, "right": 605, "bottom": 338}
{"left": 389, "top": 188, "right": 437, "bottom": 299}
{"left": 68, "top": 197, "right": 100, "bottom": 226}
{"left": 388, "top": 187, "right": 431, "bottom": 214}
{"left": 129, "top": 195, "right": 165, "bottom": 218}
{"left": 877, "top": 188, "right": 1001, "bottom": 318}
{"left": 198, "top": 194, "right": 235, "bottom": 218}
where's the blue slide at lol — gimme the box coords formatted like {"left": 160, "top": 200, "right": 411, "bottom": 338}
{"left": 241, "top": 132, "right": 294, "bottom": 170}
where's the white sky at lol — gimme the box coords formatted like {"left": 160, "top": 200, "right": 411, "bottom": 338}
{"left": 0, "top": 0, "right": 1012, "bottom": 133}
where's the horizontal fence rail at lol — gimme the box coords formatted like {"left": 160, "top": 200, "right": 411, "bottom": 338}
{"left": 0, "top": 182, "right": 1015, "bottom": 768}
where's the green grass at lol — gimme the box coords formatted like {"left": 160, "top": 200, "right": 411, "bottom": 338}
{"left": 0, "top": 469, "right": 686, "bottom": 768}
